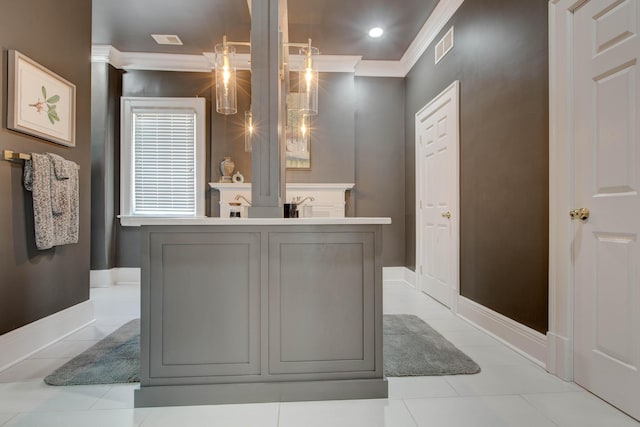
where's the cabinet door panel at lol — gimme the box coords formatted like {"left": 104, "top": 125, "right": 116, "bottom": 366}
{"left": 147, "top": 230, "right": 261, "bottom": 379}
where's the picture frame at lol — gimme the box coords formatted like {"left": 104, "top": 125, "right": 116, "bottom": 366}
{"left": 285, "top": 92, "right": 311, "bottom": 170}
{"left": 7, "top": 50, "right": 76, "bottom": 147}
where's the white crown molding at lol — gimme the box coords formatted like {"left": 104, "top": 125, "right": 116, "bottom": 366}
{"left": 115, "top": 52, "right": 215, "bottom": 72}
{"left": 93, "top": 45, "right": 214, "bottom": 72}
{"left": 91, "top": 45, "right": 112, "bottom": 63}
{"left": 95, "top": 46, "right": 360, "bottom": 74}
{"left": 288, "top": 54, "right": 362, "bottom": 73}
{"left": 396, "top": 0, "right": 464, "bottom": 75}
{"left": 354, "top": 60, "right": 407, "bottom": 77}
{"left": 91, "top": 45, "right": 124, "bottom": 68}
{"left": 203, "top": 52, "right": 251, "bottom": 71}
{"left": 92, "top": 0, "right": 464, "bottom": 77}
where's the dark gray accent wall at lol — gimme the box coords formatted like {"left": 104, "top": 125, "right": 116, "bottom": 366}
{"left": 91, "top": 63, "right": 121, "bottom": 270}
{"left": 286, "top": 73, "right": 356, "bottom": 216}
{"left": 355, "top": 77, "right": 405, "bottom": 266}
{"left": 0, "top": 0, "right": 92, "bottom": 334}
{"left": 405, "top": 0, "right": 549, "bottom": 332}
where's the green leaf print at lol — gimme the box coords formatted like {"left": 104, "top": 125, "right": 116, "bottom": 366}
{"left": 31, "top": 86, "right": 61, "bottom": 125}
{"left": 49, "top": 109, "right": 60, "bottom": 122}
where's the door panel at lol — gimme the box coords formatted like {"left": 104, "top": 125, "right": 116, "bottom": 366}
{"left": 573, "top": 0, "right": 640, "bottom": 420}
{"left": 416, "top": 82, "right": 459, "bottom": 308}
{"left": 594, "top": 64, "right": 636, "bottom": 195}
{"left": 594, "top": 233, "right": 636, "bottom": 366}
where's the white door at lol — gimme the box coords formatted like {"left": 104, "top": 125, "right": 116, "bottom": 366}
{"left": 573, "top": 0, "right": 640, "bottom": 420}
{"left": 416, "top": 81, "right": 459, "bottom": 309}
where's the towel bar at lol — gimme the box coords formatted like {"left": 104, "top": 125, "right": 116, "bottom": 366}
{"left": 3, "top": 150, "right": 80, "bottom": 169}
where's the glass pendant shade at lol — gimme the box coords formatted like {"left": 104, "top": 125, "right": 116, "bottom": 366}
{"left": 298, "top": 46, "right": 319, "bottom": 116}
{"left": 244, "top": 110, "right": 253, "bottom": 152}
{"left": 300, "top": 114, "right": 309, "bottom": 142}
{"left": 215, "top": 42, "right": 237, "bottom": 115}
{"left": 287, "top": 96, "right": 310, "bottom": 155}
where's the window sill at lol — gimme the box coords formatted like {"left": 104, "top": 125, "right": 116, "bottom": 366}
{"left": 119, "top": 215, "right": 207, "bottom": 227}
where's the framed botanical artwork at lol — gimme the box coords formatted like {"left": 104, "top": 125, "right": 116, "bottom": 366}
{"left": 285, "top": 92, "right": 311, "bottom": 169}
{"left": 7, "top": 50, "right": 76, "bottom": 147}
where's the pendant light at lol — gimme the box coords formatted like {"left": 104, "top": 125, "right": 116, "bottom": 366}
{"left": 214, "top": 36, "right": 237, "bottom": 115}
{"left": 298, "top": 40, "right": 319, "bottom": 116}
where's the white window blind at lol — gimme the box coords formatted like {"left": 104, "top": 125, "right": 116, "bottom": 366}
{"left": 132, "top": 112, "right": 196, "bottom": 215}
{"left": 120, "top": 97, "right": 205, "bottom": 225}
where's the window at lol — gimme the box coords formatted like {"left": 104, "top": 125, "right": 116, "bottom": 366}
{"left": 120, "top": 97, "right": 205, "bottom": 225}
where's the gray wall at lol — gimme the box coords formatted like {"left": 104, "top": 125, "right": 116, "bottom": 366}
{"left": 287, "top": 73, "right": 356, "bottom": 219}
{"left": 91, "top": 63, "right": 121, "bottom": 270}
{"left": 103, "top": 71, "right": 406, "bottom": 267}
{"left": 286, "top": 74, "right": 355, "bottom": 186}
{"left": 0, "top": 0, "right": 92, "bottom": 334}
{"left": 404, "top": 0, "right": 549, "bottom": 332}
{"left": 355, "top": 77, "right": 405, "bottom": 266}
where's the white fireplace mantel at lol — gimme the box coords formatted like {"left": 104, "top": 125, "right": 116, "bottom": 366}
{"left": 209, "top": 183, "right": 355, "bottom": 218}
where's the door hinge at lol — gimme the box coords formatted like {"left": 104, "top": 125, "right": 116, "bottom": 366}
{"left": 419, "top": 135, "right": 423, "bottom": 145}
{"left": 420, "top": 265, "right": 423, "bottom": 275}
{"left": 420, "top": 200, "right": 423, "bottom": 209}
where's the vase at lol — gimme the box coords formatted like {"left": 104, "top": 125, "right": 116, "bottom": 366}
{"left": 220, "top": 157, "right": 235, "bottom": 182}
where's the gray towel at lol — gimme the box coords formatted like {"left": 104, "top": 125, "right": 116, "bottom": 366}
{"left": 47, "top": 152, "right": 71, "bottom": 180}
{"left": 24, "top": 153, "right": 79, "bottom": 250}
{"left": 46, "top": 153, "right": 72, "bottom": 215}
{"left": 24, "top": 154, "right": 54, "bottom": 249}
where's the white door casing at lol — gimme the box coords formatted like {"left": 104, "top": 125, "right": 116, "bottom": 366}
{"left": 416, "top": 81, "right": 460, "bottom": 310}
{"left": 571, "top": 0, "right": 640, "bottom": 420}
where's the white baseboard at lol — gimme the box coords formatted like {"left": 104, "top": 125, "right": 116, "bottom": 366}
{"left": 383, "top": 267, "right": 416, "bottom": 288}
{"left": 456, "top": 296, "right": 548, "bottom": 369}
{"left": 90, "top": 268, "right": 141, "bottom": 287}
{"left": 0, "top": 301, "right": 94, "bottom": 372}
{"left": 116, "top": 268, "right": 140, "bottom": 285}
{"left": 404, "top": 268, "right": 416, "bottom": 288}
{"left": 89, "top": 269, "right": 115, "bottom": 287}
{"left": 546, "top": 331, "right": 573, "bottom": 381}
{"left": 383, "top": 267, "right": 406, "bottom": 282}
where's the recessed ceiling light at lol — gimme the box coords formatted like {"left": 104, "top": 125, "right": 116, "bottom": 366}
{"left": 151, "top": 34, "right": 183, "bottom": 46}
{"left": 368, "top": 27, "right": 384, "bottom": 38}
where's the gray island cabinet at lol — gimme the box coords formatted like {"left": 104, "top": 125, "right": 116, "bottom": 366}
{"left": 134, "top": 217, "right": 390, "bottom": 407}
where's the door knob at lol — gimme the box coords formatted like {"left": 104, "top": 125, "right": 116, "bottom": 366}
{"left": 442, "top": 211, "right": 452, "bottom": 219}
{"left": 569, "top": 208, "right": 590, "bottom": 221}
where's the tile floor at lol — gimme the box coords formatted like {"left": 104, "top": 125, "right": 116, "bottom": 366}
{"left": 0, "top": 281, "right": 638, "bottom": 426}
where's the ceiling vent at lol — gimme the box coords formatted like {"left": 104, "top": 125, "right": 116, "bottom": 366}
{"left": 151, "top": 34, "right": 183, "bottom": 46}
{"left": 435, "top": 26, "right": 454, "bottom": 64}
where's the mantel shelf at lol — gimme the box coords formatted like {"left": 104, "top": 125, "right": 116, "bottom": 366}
{"left": 209, "top": 182, "right": 355, "bottom": 218}
{"left": 209, "top": 182, "right": 355, "bottom": 191}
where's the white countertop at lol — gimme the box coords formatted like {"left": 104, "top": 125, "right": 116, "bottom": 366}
{"left": 120, "top": 216, "right": 391, "bottom": 227}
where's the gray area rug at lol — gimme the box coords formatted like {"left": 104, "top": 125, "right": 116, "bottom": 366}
{"left": 44, "top": 319, "right": 140, "bottom": 386}
{"left": 45, "top": 315, "right": 479, "bottom": 385}
{"left": 383, "top": 314, "right": 480, "bottom": 376}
